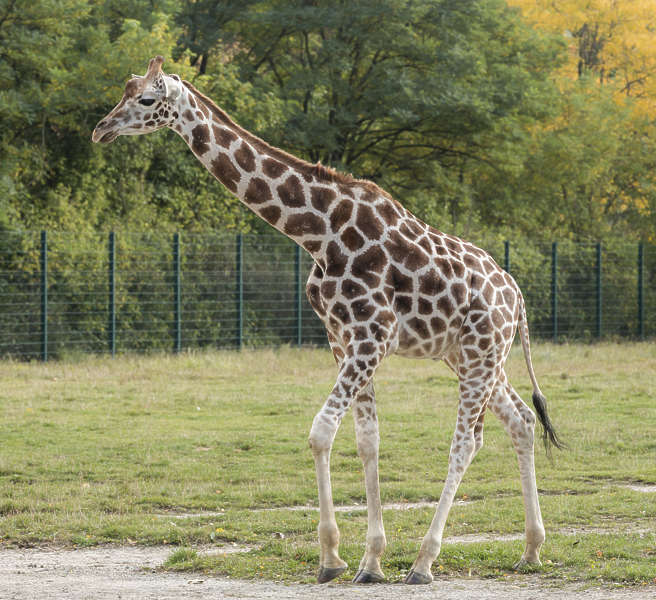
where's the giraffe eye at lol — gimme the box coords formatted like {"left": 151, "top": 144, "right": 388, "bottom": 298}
{"left": 138, "top": 98, "right": 156, "bottom": 106}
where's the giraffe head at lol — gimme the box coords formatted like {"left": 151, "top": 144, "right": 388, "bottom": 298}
{"left": 92, "top": 56, "right": 183, "bottom": 144}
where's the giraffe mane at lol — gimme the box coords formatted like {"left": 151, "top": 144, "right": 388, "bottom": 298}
{"left": 181, "top": 80, "right": 387, "bottom": 197}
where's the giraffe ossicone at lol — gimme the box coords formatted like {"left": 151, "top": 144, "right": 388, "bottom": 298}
{"left": 92, "top": 57, "right": 564, "bottom": 585}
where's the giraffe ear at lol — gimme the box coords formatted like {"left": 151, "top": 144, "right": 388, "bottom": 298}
{"left": 162, "top": 74, "right": 182, "bottom": 101}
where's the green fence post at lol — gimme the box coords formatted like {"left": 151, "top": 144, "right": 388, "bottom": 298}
{"left": 504, "top": 240, "right": 510, "bottom": 273}
{"left": 40, "top": 230, "right": 48, "bottom": 362}
{"left": 638, "top": 242, "right": 644, "bottom": 340}
{"left": 173, "top": 232, "right": 181, "bottom": 353}
{"left": 596, "top": 242, "right": 602, "bottom": 339}
{"left": 551, "top": 241, "right": 558, "bottom": 342}
{"left": 294, "top": 244, "right": 302, "bottom": 347}
{"left": 236, "top": 233, "right": 243, "bottom": 350}
{"left": 108, "top": 231, "right": 116, "bottom": 357}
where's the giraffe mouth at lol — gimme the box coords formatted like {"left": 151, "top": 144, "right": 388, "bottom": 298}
{"left": 91, "top": 125, "right": 119, "bottom": 144}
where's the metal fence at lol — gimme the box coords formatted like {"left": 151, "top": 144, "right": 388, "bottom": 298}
{"left": 0, "top": 230, "right": 653, "bottom": 360}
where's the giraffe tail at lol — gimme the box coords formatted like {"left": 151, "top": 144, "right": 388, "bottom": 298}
{"left": 517, "top": 295, "right": 565, "bottom": 454}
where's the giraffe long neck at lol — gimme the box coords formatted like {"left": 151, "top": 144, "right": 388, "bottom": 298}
{"left": 169, "top": 82, "right": 340, "bottom": 256}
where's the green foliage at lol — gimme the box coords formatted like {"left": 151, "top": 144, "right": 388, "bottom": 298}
{"left": 0, "top": 229, "right": 333, "bottom": 359}
{"left": 0, "top": 0, "right": 654, "bottom": 240}
{"left": 0, "top": 0, "right": 262, "bottom": 233}
{"left": 225, "top": 0, "right": 564, "bottom": 211}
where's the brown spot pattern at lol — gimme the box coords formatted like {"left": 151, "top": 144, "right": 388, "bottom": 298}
{"left": 277, "top": 175, "right": 306, "bottom": 207}
{"left": 326, "top": 242, "right": 348, "bottom": 277}
{"left": 330, "top": 200, "right": 353, "bottom": 232}
{"left": 303, "top": 240, "right": 322, "bottom": 253}
{"left": 311, "top": 187, "right": 336, "bottom": 212}
{"left": 388, "top": 265, "right": 413, "bottom": 293}
{"left": 356, "top": 204, "right": 384, "bottom": 240}
{"left": 321, "top": 280, "right": 336, "bottom": 299}
{"left": 284, "top": 213, "right": 326, "bottom": 237}
{"left": 210, "top": 153, "right": 240, "bottom": 193}
{"left": 244, "top": 177, "right": 272, "bottom": 204}
{"left": 341, "top": 227, "right": 364, "bottom": 251}
{"left": 191, "top": 124, "right": 210, "bottom": 156}
{"left": 263, "top": 158, "right": 288, "bottom": 178}
{"left": 259, "top": 205, "right": 281, "bottom": 225}
{"left": 352, "top": 300, "right": 375, "bottom": 322}
{"left": 234, "top": 142, "right": 256, "bottom": 172}
{"left": 351, "top": 246, "right": 387, "bottom": 287}
{"left": 342, "top": 279, "right": 366, "bottom": 299}
{"left": 213, "top": 125, "right": 237, "bottom": 148}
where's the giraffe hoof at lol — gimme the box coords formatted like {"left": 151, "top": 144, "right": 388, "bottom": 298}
{"left": 404, "top": 569, "right": 433, "bottom": 585}
{"left": 352, "top": 569, "right": 385, "bottom": 584}
{"left": 513, "top": 557, "right": 541, "bottom": 571}
{"left": 317, "top": 565, "right": 347, "bottom": 583}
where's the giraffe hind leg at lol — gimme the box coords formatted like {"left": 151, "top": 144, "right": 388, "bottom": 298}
{"left": 405, "top": 366, "right": 497, "bottom": 584}
{"left": 489, "top": 375, "right": 545, "bottom": 567}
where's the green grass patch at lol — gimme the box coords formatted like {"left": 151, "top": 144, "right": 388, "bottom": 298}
{"left": 170, "top": 530, "right": 656, "bottom": 585}
{"left": 1, "top": 343, "right": 655, "bottom": 584}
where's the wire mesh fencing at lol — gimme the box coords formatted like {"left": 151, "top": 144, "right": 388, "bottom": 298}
{"left": 0, "top": 230, "right": 653, "bottom": 360}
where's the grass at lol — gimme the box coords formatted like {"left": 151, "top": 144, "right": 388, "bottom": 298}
{"left": 1, "top": 342, "right": 655, "bottom": 585}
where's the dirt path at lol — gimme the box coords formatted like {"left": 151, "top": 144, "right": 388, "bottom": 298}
{"left": 0, "top": 546, "right": 652, "bottom": 600}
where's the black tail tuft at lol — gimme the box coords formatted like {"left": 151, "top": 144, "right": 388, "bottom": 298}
{"left": 532, "top": 392, "right": 566, "bottom": 456}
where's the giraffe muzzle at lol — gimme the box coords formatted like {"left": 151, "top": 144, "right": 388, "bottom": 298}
{"left": 91, "top": 126, "right": 119, "bottom": 144}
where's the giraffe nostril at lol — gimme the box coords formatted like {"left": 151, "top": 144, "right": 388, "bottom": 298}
{"left": 97, "top": 119, "right": 107, "bottom": 129}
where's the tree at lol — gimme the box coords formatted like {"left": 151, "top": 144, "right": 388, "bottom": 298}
{"left": 2, "top": 0, "right": 654, "bottom": 242}
{"left": 224, "top": 1, "right": 562, "bottom": 194}
{"left": 0, "top": 0, "right": 267, "bottom": 232}
{"left": 505, "top": 0, "right": 656, "bottom": 240}
{"left": 507, "top": 0, "right": 656, "bottom": 116}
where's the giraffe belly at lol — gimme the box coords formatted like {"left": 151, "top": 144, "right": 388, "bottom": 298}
{"left": 394, "top": 313, "right": 460, "bottom": 359}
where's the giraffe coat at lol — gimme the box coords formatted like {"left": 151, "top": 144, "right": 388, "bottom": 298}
{"left": 92, "top": 56, "right": 563, "bottom": 586}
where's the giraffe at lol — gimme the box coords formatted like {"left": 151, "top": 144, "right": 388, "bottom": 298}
{"left": 92, "top": 56, "right": 563, "bottom": 585}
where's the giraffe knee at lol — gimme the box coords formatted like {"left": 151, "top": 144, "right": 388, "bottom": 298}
{"left": 515, "top": 409, "right": 536, "bottom": 439}
{"left": 509, "top": 410, "right": 537, "bottom": 451}
{"left": 463, "top": 435, "right": 477, "bottom": 462}
{"left": 450, "top": 433, "right": 476, "bottom": 469}
{"left": 523, "top": 408, "right": 536, "bottom": 429}
{"left": 355, "top": 416, "right": 379, "bottom": 462}
{"left": 309, "top": 415, "right": 338, "bottom": 455}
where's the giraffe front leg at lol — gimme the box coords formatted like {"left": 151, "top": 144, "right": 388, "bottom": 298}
{"left": 309, "top": 410, "right": 348, "bottom": 583}
{"left": 352, "top": 382, "right": 386, "bottom": 583}
{"left": 309, "top": 355, "right": 379, "bottom": 583}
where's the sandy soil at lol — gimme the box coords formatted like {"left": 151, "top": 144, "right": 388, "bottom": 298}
{"left": 1, "top": 545, "right": 653, "bottom": 600}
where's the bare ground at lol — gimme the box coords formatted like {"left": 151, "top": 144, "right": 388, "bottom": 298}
{"left": 1, "top": 545, "right": 654, "bottom": 600}
{"left": 3, "top": 492, "right": 655, "bottom": 599}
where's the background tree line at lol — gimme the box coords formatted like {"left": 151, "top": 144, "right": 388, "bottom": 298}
{"left": 1, "top": 0, "right": 655, "bottom": 243}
